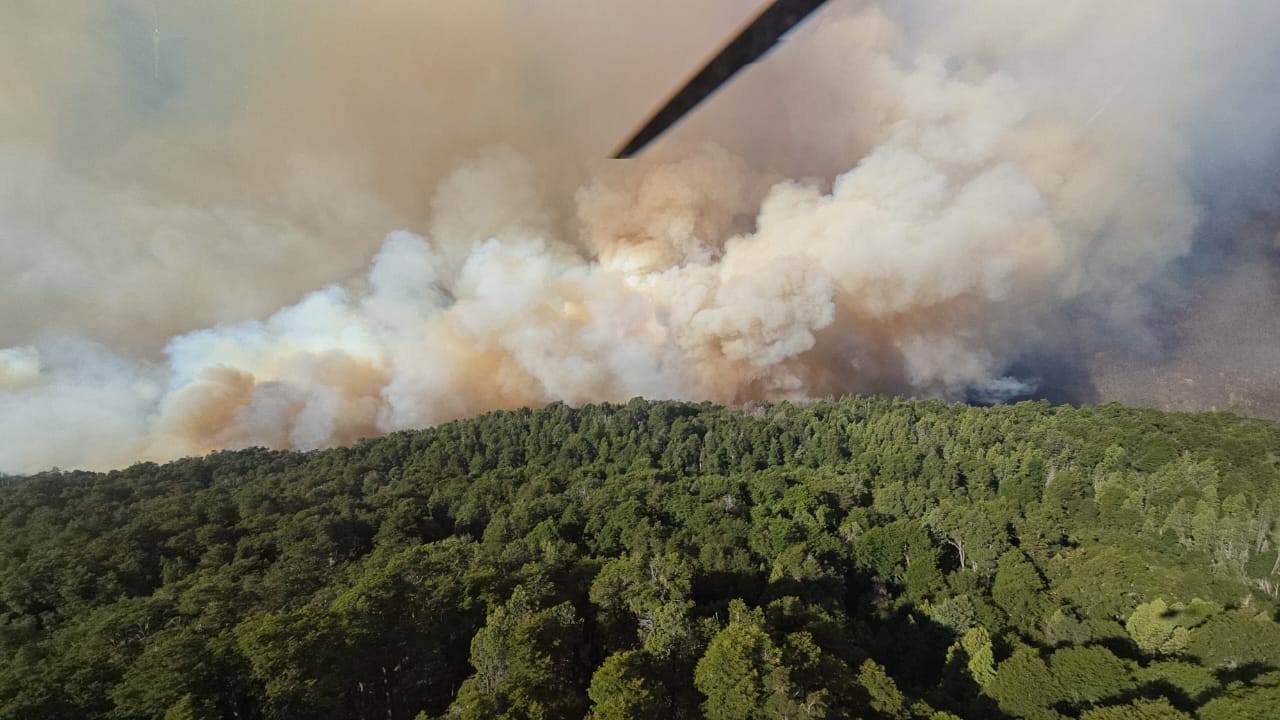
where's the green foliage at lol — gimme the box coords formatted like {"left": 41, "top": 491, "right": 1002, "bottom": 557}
{"left": 1048, "top": 645, "right": 1135, "bottom": 705}
{"left": 958, "top": 626, "right": 997, "bottom": 689}
{"left": 110, "top": 628, "right": 244, "bottom": 719}
{"left": 1186, "top": 610, "right": 1280, "bottom": 669}
{"left": 924, "top": 499, "right": 1011, "bottom": 577}
{"left": 162, "top": 694, "right": 218, "bottom": 720}
{"left": 992, "top": 549, "right": 1052, "bottom": 636}
{"left": 1196, "top": 671, "right": 1280, "bottom": 720}
{"left": 1078, "top": 698, "right": 1191, "bottom": 720}
{"left": 1125, "top": 598, "right": 1217, "bottom": 657}
{"left": 855, "top": 520, "right": 944, "bottom": 602}
{"left": 452, "top": 583, "right": 588, "bottom": 720}
{"left": 1044, "top": 607, "right": 1093, "bottom": 647}
{"left": 856, "top": 659, "right": 907, "bottom": 718}
{"left": 927, "top": 595, "right": 978, "bottom": 636}
{"left": 988, "top": 647, "right": 1065, "bottom": 720}
{"left": 586, "top": 650, "right": 663, "bottom": 720}
{"left": 694, "top": 601, "right": 801, "bottom": 720}
{"left": 1135, "top": 661, "right": 1218, "bottom": 705}
{"left": 0, "top": 397, "right": 1278, "bottom": 719}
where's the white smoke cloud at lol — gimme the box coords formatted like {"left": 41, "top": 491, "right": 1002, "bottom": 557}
{"left": 3, "top": 0, "right": 1279, "bottom": 473}
{"left": 0, "top": 339, "right": 161, "bottom": 472}
{"left": 0, "top": 347, "right": 40, "bottom": 387}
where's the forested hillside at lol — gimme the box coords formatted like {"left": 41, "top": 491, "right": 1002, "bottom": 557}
{"left": 2, "top": 397, "right": 1279, "bottom": 720}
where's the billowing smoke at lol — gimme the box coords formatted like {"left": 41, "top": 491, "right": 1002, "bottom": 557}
{"left": 3, "top": 0, "right": 1279, "bottom": 473}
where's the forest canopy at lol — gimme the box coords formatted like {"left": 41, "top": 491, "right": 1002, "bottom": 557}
{"left": 2, "top": 396, "right": 1279, "bottom": 719}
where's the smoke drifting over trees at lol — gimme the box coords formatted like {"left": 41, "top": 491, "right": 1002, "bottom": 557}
{"left": 2, "top": 0, "right": 1278, "bottom": 472}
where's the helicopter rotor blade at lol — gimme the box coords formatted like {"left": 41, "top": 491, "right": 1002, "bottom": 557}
{"left": 613, "top": 0, "right": 832, "bottom": 159}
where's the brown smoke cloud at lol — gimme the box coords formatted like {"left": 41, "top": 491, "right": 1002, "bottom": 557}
{"left": 2, "top": 0, "right": 1279, "bottom": 473}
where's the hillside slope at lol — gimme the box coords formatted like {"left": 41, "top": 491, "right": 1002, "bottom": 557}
{"left": 2, "top": 397, "right": 1279, "bottom": 719}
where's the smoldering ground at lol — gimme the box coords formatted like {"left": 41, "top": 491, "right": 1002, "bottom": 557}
{"left": 2, "top": 0, "right": 1279, "bottom": 473}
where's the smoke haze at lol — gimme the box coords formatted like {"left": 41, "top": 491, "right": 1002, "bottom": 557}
{"left": 2, "top": 0, "right": 1278, "bottom": 473}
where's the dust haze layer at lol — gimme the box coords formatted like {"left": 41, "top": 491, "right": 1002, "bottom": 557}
{"left": 2, "top": 0, "right": 1278, "bottom": 473}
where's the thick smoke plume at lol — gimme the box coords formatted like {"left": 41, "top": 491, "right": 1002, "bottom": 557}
{"left": 3, "top": 0, "right": 1279, "bottom": 473}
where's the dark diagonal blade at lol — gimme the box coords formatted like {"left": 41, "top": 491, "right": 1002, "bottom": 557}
{"left": 613, "top": 0, "right": 832, "bottom": 158}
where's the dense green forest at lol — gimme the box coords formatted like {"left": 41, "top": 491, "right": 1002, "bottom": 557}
{"left": 2, "top": 397, "right": 1280, "bottom": 720}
